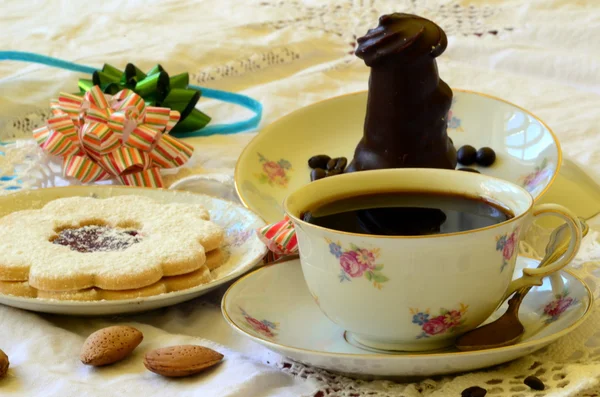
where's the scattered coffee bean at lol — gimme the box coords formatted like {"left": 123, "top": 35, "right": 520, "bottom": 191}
{"left": 524, "top": 375, "right": 545, "bottom": 391}
{"left": 457, "top": 168, "right": 480, "bottom": 173}
{"left": 310, "top": 168, "right": 327, "bottom": 181}
{"left": 476, "top": 147, "right": 496, "bottom": 166}
{"left": 308, "top": 155, "right": 331, "bottom": 169}
{"left": 326, "top": 158, "right": 337, "bottom": 170}
{"left": 461, "top": 386, "right": 487, "bottom": 397}
{"left": 457, "top": 145, "right": 477, "bottom": 165}
{"left": 326, "top": 168, "right": 342, "bottom": 177}
{"left": 334, "top": 157, "right": 348, "bottom": 171}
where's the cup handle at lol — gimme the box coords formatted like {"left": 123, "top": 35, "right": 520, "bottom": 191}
{"left": 501, "top": 204, "right": 582, "bottom": 302}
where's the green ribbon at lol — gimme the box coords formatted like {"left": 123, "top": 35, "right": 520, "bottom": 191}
{"left": 78, "top": 63, "right": 211, "bottom": 134}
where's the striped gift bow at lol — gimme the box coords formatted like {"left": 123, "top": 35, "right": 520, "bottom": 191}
{"left": 256, "top": 215, "right": 299, "bottom": 263}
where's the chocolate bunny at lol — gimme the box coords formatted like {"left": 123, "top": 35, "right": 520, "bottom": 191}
{"left": 346, "top": 13, "right": 457, "bottom": 172}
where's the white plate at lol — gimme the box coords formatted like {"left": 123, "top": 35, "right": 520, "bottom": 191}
{"left": 222, "top": 257, "right": 592, "bottom": 378}
{"left": 235, "top": 90, "right": 561, "bottom": 223}
{"left": 0, "top": 186, "right": 267, "bottom": 316}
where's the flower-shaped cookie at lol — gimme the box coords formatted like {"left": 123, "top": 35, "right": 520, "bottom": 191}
{"left": 0, "top": 195, "right": 224, "bottom": 292}
{"left": 0, "top": 249, "right": 225, "bottom": 300}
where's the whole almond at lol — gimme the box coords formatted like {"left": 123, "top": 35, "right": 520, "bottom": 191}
{"left": 80, "top": 325, "right": 143, "bottom": 366}
{"left": 0, "top": 349, "right": 8, "bottom": 378}
{"left": 143, "top": 345, "right": 223, "bottom": 377}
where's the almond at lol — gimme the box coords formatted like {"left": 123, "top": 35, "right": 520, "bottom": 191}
{"left": 0, "top": 349, "right": 8, "bottom": 378}
{"left": 80, "top": 325, "right": 143, "bottom": 366}
{"left": 143, "top": 345, "right": 223, "bottom": 377}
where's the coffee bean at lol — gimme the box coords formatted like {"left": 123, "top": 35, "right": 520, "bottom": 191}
{"left": 457, "top": 168, "right": 480, "bottom": 173}
{"left": 326, "top": 168, "right": 342, "bottom": 177}
{"left": 476, "top": 147, "right": 496, "bottom": 166}
{"left": 308, "top": 155, "right": 331, "bottom": 169}
{"left": 334, "top": 157, "right": 347, "bottom": 171}
{"left": 310, "top": 168, "right": 326, "bottom": 181}
{"left": 457, "top": 145, "right": 477, "bottom": 165}
{"left": 524, "top": 375, "right": 545, "bottom": 391}
{"left": 326, "top": 158, "right": 337, "bottom": 170}
{"left": 461, "top": 386, "right": 487, "bottom": 397}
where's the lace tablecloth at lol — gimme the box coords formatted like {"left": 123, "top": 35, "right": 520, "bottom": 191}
{"left": 1, "top": 0, "right": 600, "bottom": 396}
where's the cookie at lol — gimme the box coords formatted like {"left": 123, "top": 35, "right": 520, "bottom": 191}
{"left": 0, "top": 248, "right": 225, "bottom": 300}
{"left": 204, "top": 248, "right": 225, "bottom": 271}
{"left": 0, "top": 196, "right": 224, "bottom": 292}
{"left": 0, "top": 265, "right": 213, "bottom": 301}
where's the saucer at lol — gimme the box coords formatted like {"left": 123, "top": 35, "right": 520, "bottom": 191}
{"left": 222, "top": 257, "right": 592, "bottom": 378}
{"left": 234, "top": 90, "right": 561, "bottom": 223}
{"left": 0, "top": 186, "right": 267, "bottom": 316}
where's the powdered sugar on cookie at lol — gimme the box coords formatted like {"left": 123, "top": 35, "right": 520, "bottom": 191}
{"left": 0, "top": 195, "right": 225, "bottom": 292}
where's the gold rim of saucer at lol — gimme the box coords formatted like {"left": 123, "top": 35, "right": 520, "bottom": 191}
{"left": 233, "top": 88, "right": 562, "bottom": 214}
{"left": 221, "top": 256, "right": 593, "bottom": 359}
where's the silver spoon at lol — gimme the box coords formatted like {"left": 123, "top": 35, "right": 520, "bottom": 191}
{"left": 455, "top": 218, "right": 589, "bottom": 351}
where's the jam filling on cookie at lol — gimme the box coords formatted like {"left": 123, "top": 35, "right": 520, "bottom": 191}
{"left": 53, "top": 225, "right": 142, "bottom": 253}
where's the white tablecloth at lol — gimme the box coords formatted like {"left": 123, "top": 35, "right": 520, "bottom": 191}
{"left": 1, "top": 1, "right": 599, "bottom": 396}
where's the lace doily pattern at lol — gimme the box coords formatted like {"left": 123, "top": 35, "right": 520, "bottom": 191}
{"left": 190, "top": 48, "right": 301, "bottom": 85}
{"left": 0, "top": 140, "right": 61, "bottom": 193}
{"left": 186, "top": 0, "right": 512, "bottom": 84}
{"left": 1, "top": 107, "right": 52, "bottom": 142}
{"left": 275, "top": 356, "right": 597, "bottom": 397}
{"left": 257, "top": 0, "right": 510, "bottom": 38}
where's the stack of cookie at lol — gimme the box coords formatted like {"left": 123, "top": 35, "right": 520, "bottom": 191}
{"left": 0, "top": 196, "right": 226, "bottom": 301}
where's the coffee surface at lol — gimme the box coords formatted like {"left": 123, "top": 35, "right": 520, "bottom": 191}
{"left": 302, "top": 192, "right": 512, "bottom": 236}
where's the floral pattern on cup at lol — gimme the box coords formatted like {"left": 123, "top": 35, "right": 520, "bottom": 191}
{"left": 542, "top": 290, "right": 578, "bottom": 324}
{"left": 256, "top": 153, "right": 292, "bottom": 187}
{"left": 326, "top": 239, "right": 389, "bottom": 289}
{"left": 240, "top": 307, "right": 278, "bottom": 339}
{"left": 496, "top": 227, "right": 519, "bottom": 273}
{"left": 411, "top": 303, "right": 469, "bottom": 339}
{"left": 520, "top": 158, "right": 553, "bottom": 193}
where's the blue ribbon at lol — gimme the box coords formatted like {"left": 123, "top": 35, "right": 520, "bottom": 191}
{"left": 0, "top": 51, "right": 262, "bottom": 138}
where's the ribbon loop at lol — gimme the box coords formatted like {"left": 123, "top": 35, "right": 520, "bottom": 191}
{"left": 64, "top": 155, "right": 108, "bottom": 183}
{"left": 135, "top": 71, "right": 170, "bottom": 103}
{"left": 125, "top": 125, "right": 162, "bottom": 152}
{"left": 125, "top": 63, "right": 147, "bottom": 85}
{"left": 119, "top": 167, "right": 163, "bottom": 188}
{"left": 83, "top": 85, "right": 109, "bottom": 109}
{"left": 80, "top": 122, "right": 120, "bottom": 155}
{"left": 78, "top": 63, "right": 210, "bottom": 134}
{"left": 257, "top": 216, "right": 298, "bottom": 256}
{"left": 100, "top": 63, "right": 123, "bottom": 80}
{"left": 144, "top": 106, "right": 171, "bottom": 130}
{"left": 169, "top": 73, "right": 189, "bottom": 90}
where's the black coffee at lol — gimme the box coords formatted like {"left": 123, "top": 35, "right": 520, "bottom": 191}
{"left": 301, "top": 192, "right": 513, "bottom": 236}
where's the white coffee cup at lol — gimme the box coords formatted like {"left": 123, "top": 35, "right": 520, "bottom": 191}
{"left": 284, "top": 169, "right": 582, "bottom": 352}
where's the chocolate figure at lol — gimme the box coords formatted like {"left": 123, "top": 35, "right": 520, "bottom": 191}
{"left": 346, "top": 13, "right": 457, "bottom": 172}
